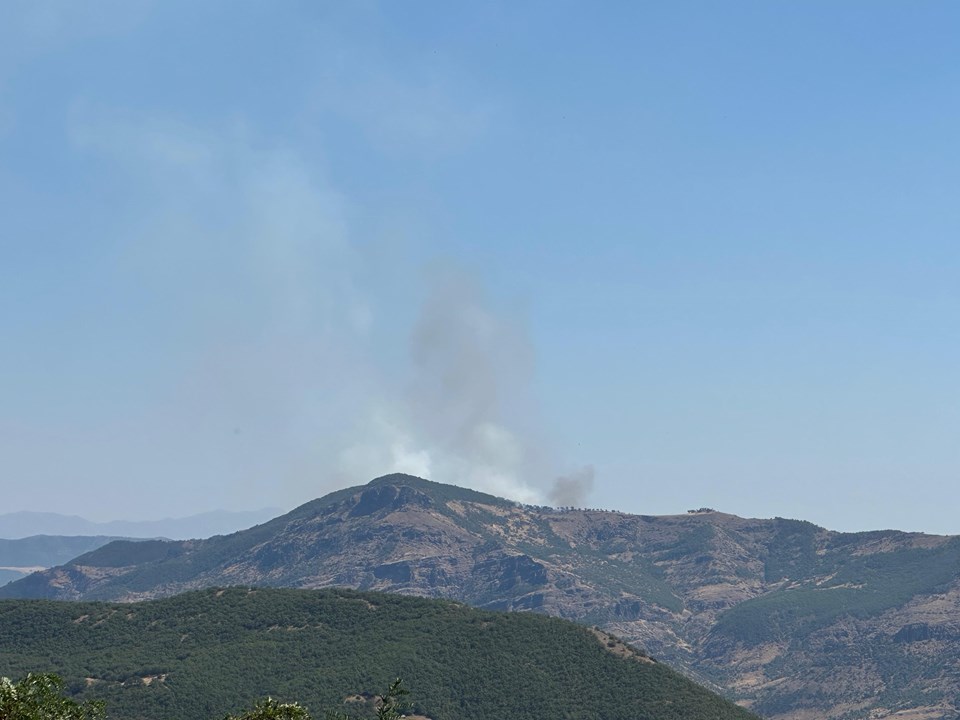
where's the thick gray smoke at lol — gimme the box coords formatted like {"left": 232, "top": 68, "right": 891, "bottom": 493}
{"left": 549, "top": 465, "right": 595, "bottom": 508}
{"left": 409, "top": 269, "right": 532, "bottom": 466}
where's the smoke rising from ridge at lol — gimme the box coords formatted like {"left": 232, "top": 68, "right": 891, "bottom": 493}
{"left": 549, "top": 465, "right": 595, "bottom": 508}
{"left": 27, "top": 105, "right": 592, "bottom": 517}
{"left": 341, "top": 268, "right": 545, "bottom": 503}
{"left": 1, "top": 12, "right": 597, "bottom": 521}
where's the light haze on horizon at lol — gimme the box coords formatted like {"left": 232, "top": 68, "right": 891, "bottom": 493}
{"left": 2, "top": 2, "right": 958, "bottom": 535}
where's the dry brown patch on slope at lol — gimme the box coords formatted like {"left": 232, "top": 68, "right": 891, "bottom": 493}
{"left": 872, "top": 704, "right": 957, "bottom": 719}
{"left": 852, "top": 534, "right": 950, "bottom": 556}
{"left": 445, "top": 501, "right": 467, "bottom": 517}
{"left": 726, "top": 643, "right": 787, "bottom": 692}
{"left": 776, "top": 708, "right": 841, "bottom": 720}
{"left": 689, "top": 583, "right": 758, "bottom": 606}
{"left": 482, "top": 514, "right": 548, "bottom": 546}
{"left": 731, "top": 671, "right": 786, "bottom": 693}
{"left": 474, "top": 503, "right": 512, "bottom": 517}
{"left": 774, "top": 699, "right": 874, "bottom": 720}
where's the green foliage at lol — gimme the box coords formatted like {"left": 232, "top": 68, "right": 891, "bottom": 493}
{"left": 224, "top": 697, "right": 311, "bottom": 720}
{"left": 655, "top": 524, "right": 715, "bottom": 561}
{"left": 323, "top": 678, "right": 407, "bottom": 720}
{"left": 763, "top": 518, "right": 822, "bottom": 582}
{"left": 0, "top": 673, "right": 104, "bottom": 720}
{"left": 372, "top": 679, "right": 408, "bottom": 720}
{"left": 226, "top": 679, "right": 409, "bottom": 720}
{"left": 4, "top": 676, "right": 408, "bottom": 720}
{"left": 0, "top": 588, "right": 757, "bottom": 720}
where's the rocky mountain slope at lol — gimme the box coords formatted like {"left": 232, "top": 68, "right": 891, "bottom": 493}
{"left": 4, "top": 474, "right": 959, "bottom": 720}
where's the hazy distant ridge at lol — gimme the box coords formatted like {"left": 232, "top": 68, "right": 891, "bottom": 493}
{"left": 0, "top": 509, "right": 283, "bottom": 540}
{"left": 0, "top": 535, "right": 127, "bottom": 567}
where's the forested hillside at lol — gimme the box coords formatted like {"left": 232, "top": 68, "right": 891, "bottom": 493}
{"left": 0, "top": 587, "right": 757, "bottom": 720}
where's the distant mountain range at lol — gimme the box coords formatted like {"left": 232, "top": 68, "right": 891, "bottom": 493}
{"left": 4, "top": 473, "right": 958, "bottom": 720}
{"left": 0, "top": 535, "right": 129, "bottom": 586}
{"left": 0, "top": 586, "right": 758, "bottom": 720}
{"left": 0, "top": 535, "right": 129, "bottom": 567}
{"left": 0, "top": 508, "right": 282, "bottom": 540}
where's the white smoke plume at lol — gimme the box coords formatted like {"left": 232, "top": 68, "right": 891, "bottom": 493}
{"left": 53, "top": 107, "right": 587, "bottom": 516}
{"left": 340, "top": 267, "right": 543, "bottom": 503}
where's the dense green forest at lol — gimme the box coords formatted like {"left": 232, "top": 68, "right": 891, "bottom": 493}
{"left": 0, "top": 587, "right": 758, "bottom": 720}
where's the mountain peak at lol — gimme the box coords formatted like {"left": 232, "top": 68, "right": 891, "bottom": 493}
{"left": 363, "top": 473, "right": 516, "bottom": 508}
{"left": 348, "top": 481, "right": 435, "bottom": 517}
{"left": 367, "top": 472, "right": 431, "bottom": 487}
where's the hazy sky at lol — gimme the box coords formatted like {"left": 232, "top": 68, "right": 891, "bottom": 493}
{"left": 2, "top": 1, "right": 959, "bottom": 534}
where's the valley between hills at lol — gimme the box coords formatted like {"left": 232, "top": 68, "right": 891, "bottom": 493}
{"left": 3, "top": 473, "right": 959, "bottom": 720}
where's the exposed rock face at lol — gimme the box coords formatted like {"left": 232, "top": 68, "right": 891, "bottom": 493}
{"left": 4, "top": 473, "right": 959, "bottom": 720}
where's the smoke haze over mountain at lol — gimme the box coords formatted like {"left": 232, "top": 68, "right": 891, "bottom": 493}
{"left": 4, "top": 2, "right": 959, "bottom": 534}
{"left": 339, "top": 267, "right": 576, "bottom": 504}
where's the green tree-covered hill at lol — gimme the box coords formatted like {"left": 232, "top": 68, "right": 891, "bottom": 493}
{"left": 0, "top": 587, "right": 757, "bottom": 720}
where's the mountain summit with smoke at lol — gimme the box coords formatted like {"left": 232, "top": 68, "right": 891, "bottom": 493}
{"left": 338, "top": 268, "right": 592, "bottom": 506}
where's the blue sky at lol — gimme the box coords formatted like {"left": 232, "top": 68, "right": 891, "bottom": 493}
{"left": 2, "top": 1, "right": 958, "bottom": 533}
